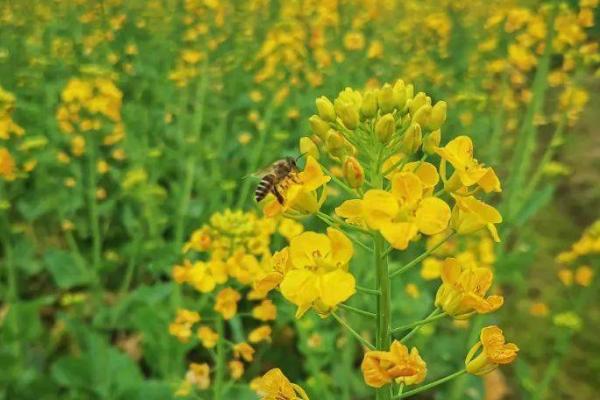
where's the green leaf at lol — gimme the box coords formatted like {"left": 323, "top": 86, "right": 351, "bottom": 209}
{"left": 43, "top": 249, "right": 90, "bottom": 289}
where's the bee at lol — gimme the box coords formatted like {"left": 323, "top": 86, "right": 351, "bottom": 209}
{"left": 254, "top": 156, "right": 300, "bottom": 205}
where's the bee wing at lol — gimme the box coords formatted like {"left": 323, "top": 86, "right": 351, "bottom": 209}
{"left": 242, "top": 163, "right": 276, "bottom": 180}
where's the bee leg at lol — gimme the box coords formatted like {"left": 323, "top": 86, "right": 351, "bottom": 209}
{"left": 290, "top": 173, "right": 300, "bottom": 183}
{"left": 272, "top": 186, "right": 284, "bottom": 205}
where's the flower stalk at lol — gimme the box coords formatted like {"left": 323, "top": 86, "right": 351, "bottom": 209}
{"left": 393, "top": 369, "right": 467, "bottom": 399}
{"left": 392, "top": 309, "right": 446, "bottom": 335}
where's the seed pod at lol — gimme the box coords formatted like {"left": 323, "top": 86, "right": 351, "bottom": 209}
{"left": 375, "top": 113, "right": 395, "bottom": 143}
{"left": 343, "top": 156, "right": 365, "bottom": 188}
{"left": 377, "top": 83, "right": 395, "bottom": 113}
{"left": 316, "top": 96, "right": 336, "bottom": 122}
{"left": 309, "top": 115, "right": 330, "bottom": 139}
{"left": 299, "top": 136, "right": 319, "bottom": 159}
{"left": 402, "top": 123, "right": 422, "bottom": 154}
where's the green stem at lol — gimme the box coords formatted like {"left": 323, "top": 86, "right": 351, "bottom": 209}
{"left": 392, "top": 310, "right": 445, "bottom": 335}
{"left": 394, "top": 369, "right": 467, "bottom": 399}
{"left": 356, "top": 285, "right": 380, "bottom": 296}
{"left": 399, "top": 309, "right": 442, "bottom": 343}
{"left": 86, "top": 143, "right": 101, "bottom": 275}
{"left": 331, "top": 311, "right": 375, "bottom": 350}
{"left": 315, "top": 212, "right": 371, "bottom": 252}
{"left": 375, "top": 232, "right": 392, "bottom": 400}
{"left": 338, "top": 303, "right": 376, "bottom": 319}
{"left": 389, "top": 231, "right": 455, "bottom": 278}
{"left": 174, "top": 157, "right": 195, "bottom": 250}
{"left": 214, "top": 317, "right": 226, "bottom": 399}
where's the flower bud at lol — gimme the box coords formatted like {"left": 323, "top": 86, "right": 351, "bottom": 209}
{"left": 375, "top": 113, "right": 395, "bottom": 143}
{"left": 402, "top": 123, "right": 422, "bottom": 154}
{"left": 299, "top": 136, "right": 319, "bottom": 159}
{"left": 423, "top": 129, "right": 441, "bottom": 154}
{"left": 335, "top": 101, "right": 359, "bottom": 130}
{"left": 428, "top": 101, "right": 447, "bottom": 130}
{"left": 377, "top": 83, "right": 395, "bottom": 113}
{"left": 409, "top": 92, "right": 429, "bottom": 115}
{"left": 393, "top": 80, "right": 407, "bottom": 110}
{"left": 405, "top": 84, "right": 415, "bottom": 101}
{"left": 325, "top": 130, "right": 347, "bottom": 157}
{"left": 316, "top": 96, "right": 336, "bottom": 122}
{"left": 361, "top": 90, "right": 378, "bottom": 118}
{"left": 411, "top": 104, "right": 432, "bottom": 127}
{"left": 309, "top": 115, "right": 330, "bottom": 139}
{"left": 343, "top": 156, "right": 365, "bottom": 188}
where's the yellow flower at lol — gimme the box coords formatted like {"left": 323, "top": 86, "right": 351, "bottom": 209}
{"left": 278, "top": 218, "right": 304, "bottom": 241}
{"left": 184, "top": 362, "right": 210, "bottom": 390}
{"left": 529, "top": 302, "right": 549, "bottom": 317}
{"left": 252, "top": 368, "right": 309, "bottom": 400}
{"left": 0, "top": 148, "right": 16, "bottom": 181}
{"left": 574, "top": 265, "right": 593, "bottom": 287}
{"left": 214, "top": 288, "right": 241, "bottom": 320}
{"left": 187, "top": 260, "right": 228, "bottom": 292}
{"left": 450, "top": 195, "right": 502, "bottom": 242}
{"left": 280, "top": 228, "right": 356, "bottom": 318}
{"left": 233, "top": 342, "right": 255, "bottom": 362}
{"left": 557, "top": 268, "right": 573, "bottom": 286}
{"left": 361, "top": 340, "right": 427, "bottom": 388}
{"left": 435, "top": 258, "right": 503, "bottom": 319}
{"left": 465, "top": 326, "right": 519, "bottom": 376}
{"left": 253, "top": 247, "right": 292, "bottom": 296}
{"left": 197, "top": 326, "right": 219, "bottom": 349}
{"left": 263, "top": 156, "right": 330, "bottom": 218}
{"left": 252, "top": 299, "right": 277, "bottom": 321}
{"left": 343, "top": 31, "right": 365, "bottom": 51}
{"left": 183, "top": 227, "right": 212, "bottom": 252}
{"left": 435, "top": 136, "right": 501, "bottom": 194}
{"left": 336, "top": 172, "right": 451, "bottom": 250}
{"left": 249, "top": 325, "right": 272, "bottom": 344}
{"left": 229, "top": 360, "right": 244, "bottom": 380}
{"left": 169, "top": 309, "right": 200, "bottom": 343}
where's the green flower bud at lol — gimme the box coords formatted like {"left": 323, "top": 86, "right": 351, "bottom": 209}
{"left": 361, "top": 90, "right": 378, "bottom": 118}
{"left": 335, "top": 101, "right": 359, "bottom": 130}
{"left": 299, "top": 136, "right": 319, "bottom": 159}
{"left": 378, "top": 83, "right": 395, "bottom": 113}
{"left": 316, "top": 96, "right": 336, "bottom": 122}
{"left": 343, "top": 156, "right": 365, "bottom": 188}
{"left": 402, "top": 123, "right": 422, "bottom": 154}
{"left": 309, "top": 115, "right": 330, "bottom": 139}
{"left": 411, "top": 104, "right": 432, "bottom": 128}
{"left": 375, "top": 113, "right": 395, "bottom": 143}
{"left": 393, "top": 80, "right": 407, "bottom": 110}
{"left": 423, "top": 129, "right": 441, "bottom": 154}
{"left": 428, "top": 101, "right": 447, "bottom": 130}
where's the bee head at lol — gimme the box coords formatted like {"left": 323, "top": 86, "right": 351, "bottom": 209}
{"left": 285, "top": 156, "right": 298, "bottom": 170}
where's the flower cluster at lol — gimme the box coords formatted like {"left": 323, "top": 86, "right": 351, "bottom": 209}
{"left": 361, "top": 341, "right": 427, "bottom": 388}
{"left": 170, "top": 209, "right": 305, "bottom": 396}
{"left": 555, "top": 219, "right": 598, "bottom": 287}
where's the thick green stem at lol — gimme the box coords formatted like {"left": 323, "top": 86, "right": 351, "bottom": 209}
{"left": 375, "top": 233, "right": 392, "bottom": 400}
{"left": 214, "top": 317, "right": 226, "bottom": 399}
{"left": 394, "top": 369, "right": 467, "bottom": 399}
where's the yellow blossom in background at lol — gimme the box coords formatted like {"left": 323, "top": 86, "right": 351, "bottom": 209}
{"left": 529, "top": 302, "right": 549, "bottom": 317}
{"left": 233, "top": 342, "right": 255, "bottom": 362}
{"left": 184, "top": 362, "right": 210, "bottom": 391}
{"left": 0, "top": 148, "right": 16, "bottom": 181}
{"left": 248, "top": 325, "right": 272, "bottom": 344}
{"left": 229, "top": 360, "right": 244, "bottom": 380}
{"left": 435, "top": 258, "right": 504, "bottom": 319}
{"left": 169, "top": 309, "right": 201, "bottom": 343}
{"left": 197, "top": 326, "right": 218, "bottom": 349}
{"left": 553, "top": 311, "right": 582, "bottom": 331}
{"left": 574, "top": 265, "right": 593, "bottom": 287}
{"left": 557, "top": 268, "right": 573, "bottom": 286}
{"left": 214, "top": 287, "right": 241, "bottom": 320}
{"left": 279, "top": 228, "right": 355, "bottom": 318}
{"left": 252, "top": 299, "right": 277, "bottom": 321}
{"left": 361, "top": 340, "right": 427, "bottom": 388}
{"left": 465, "top": 326, "right": 519, "bottom": 376}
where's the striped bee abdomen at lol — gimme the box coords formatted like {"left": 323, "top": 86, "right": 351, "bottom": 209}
{"left": 255, "top": 174, "right": 275, "bottom": 203}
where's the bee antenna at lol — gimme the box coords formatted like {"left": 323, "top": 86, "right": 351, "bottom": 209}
{"left": 295, "top": 152, "right": 308, "bottom": 161}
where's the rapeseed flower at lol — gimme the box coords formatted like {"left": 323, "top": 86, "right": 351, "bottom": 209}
{"left": 252, "top": 368, "right": 309, "bottom": 400}
{"left": 465, "top": 326, "right": 519, "bottom": 375}
{"left": 214, "top": 287, "right": 241, "bottom": 320}
{"left": 361, "top": 340, "right": 427, "bottom": 388}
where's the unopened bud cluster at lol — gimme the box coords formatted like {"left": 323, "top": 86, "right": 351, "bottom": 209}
{"left": 303, "top": 80, "right": 447, "bottom": 189}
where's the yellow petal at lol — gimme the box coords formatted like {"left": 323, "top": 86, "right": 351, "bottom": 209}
{"left": 363, "top": 190, "right": 399, "bottom": 230}
{"left": 391, "top": 172, "right": 423, "bottom": 208}
{"left": 319, "top": 270, "right": 356, "bottom": 307}
{"left": 415, "top": 197, "right": 451, "bottom": 235}
{"left": 289, "top": 231, "right": 331, "bottom": 269}
{"left": 327, "top": 228, "right": 354, "bottom": 266}
{"left": 478, "top": 167, "right": 502, "bottom": 193}
{"left": 300, "top": 156, "right": 331, "bottom": 191}
{"left": 335, "top": 199, "right": 364, "bottom": 219}
{"left": 280, "top": 269, "right": 320, "bottom": 306}
{"left": 402, "top": 161, "right": 439, "bottom": 188}
{"left": 380, "top": 221, "right": 419, "bottom": 250}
